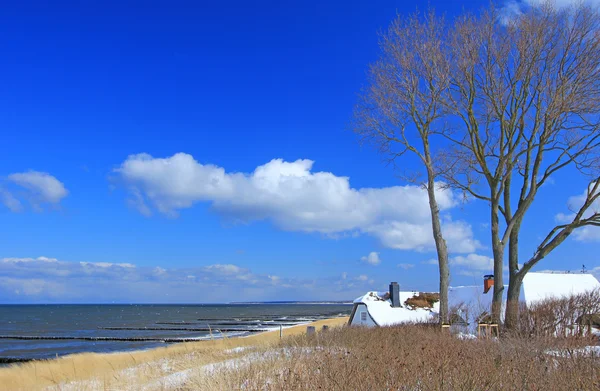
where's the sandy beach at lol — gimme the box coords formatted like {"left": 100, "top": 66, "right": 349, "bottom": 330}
{"left": 0, "top": 316, "right": 349, "bottom": 390}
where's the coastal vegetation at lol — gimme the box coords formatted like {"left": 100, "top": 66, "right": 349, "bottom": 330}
{"left": 193, "top": 320, "right": 600, "bottom": 390}
{"left": 355, "top": 0, "right": 600, "bottom": 326}
{"left": 2, "top": 291, "right": 599, "bottom": 390}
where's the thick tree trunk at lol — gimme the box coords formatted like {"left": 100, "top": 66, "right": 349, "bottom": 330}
{"left": 504, "top": 219, "right": 522, "bottom": 329}
{"left": 426, "top": 178, "right": 449, "bottom": 324}
{"left": 490, "top": 200, "right": 504, "bottom": 323}
{"left": 505, "top": 272, "right": 524, "bottom": 330}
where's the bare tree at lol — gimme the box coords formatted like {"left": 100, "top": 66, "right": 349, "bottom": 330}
{"left": 353, "top": 10, "right": 453, "bottom": 324}
{"left": 443, "top": 3, "right": 600, "bottom": 326}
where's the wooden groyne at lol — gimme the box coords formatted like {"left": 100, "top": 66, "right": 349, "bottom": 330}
{"left": 0, "top": 335, "right": 248, "bottom": 343}
{"left": 196, "top": 316, "right": 321, "bottom": 321}
{"left": 155, "top": 321, "right": 298, "bottom": 326}
{"left": 99, "top": 326, "right": 270, "bottom": 332}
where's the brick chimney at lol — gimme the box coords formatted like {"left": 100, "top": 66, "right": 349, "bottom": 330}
{"left": 483, "top": 275, "right": 494, "bottom": 294}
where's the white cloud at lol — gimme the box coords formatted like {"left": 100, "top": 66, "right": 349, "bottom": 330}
{"left": 80, "top": 262, "right": 136, "bottom": 268}
{"left": 365, "top": 219, "right": 480, "bottom": 253}
{"left": 204, "top": 264, "right": 244, "bottom": 274}
{"left": 8, "top": 171, "right": 68, "bottom": 204}
{"left": 0, "top": 256, "right": 373, "bottom": 303}
{"left": 422, "top": 258, "right": 439, "bottom": 265}
{"left": 451, "top": 254, "right": 494, "bottom": 271}
{"left": 1, "top": 171, "right": 68, "bottom": 211}
{"left": 2, "top": 256, "right": 58, "bottom": 264}
{"left": 397, "top": 263, "right": 415, "bottom": 270}
{"left": 114, "top": 153, "right": 479, "bottom": 252}
{"left": 555, "top": 183, "right": 600, "bottom": 242}
{"left": 499, "top": 0, "right": 524, "bottom": 23}
{"left": 525, "top": 0, "right": 600, "bottom": 7}
{"left": 361, "top": 252, "right": 381, "bottom": 266}
{"left": 500, "top": 0, "right": 600, "bottom": 23}
{"left": 0, "top": 189, "right": 22, "bottom": 212}
{"left": 153, "top": 267, "right": 167, "bottom": 276}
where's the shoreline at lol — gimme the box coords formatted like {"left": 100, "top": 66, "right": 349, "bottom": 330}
{"left": 0, "top": 316, "right": 344, "bottom": 364}
{"left": 0, "top": 316, "right": 349, "bottom": 390}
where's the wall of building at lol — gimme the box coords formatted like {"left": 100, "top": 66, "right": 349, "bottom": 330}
{"left": 349, "top": 303, "right": 378, "bottom": 327}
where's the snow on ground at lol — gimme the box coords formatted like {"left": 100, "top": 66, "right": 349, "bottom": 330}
{"left": 141, "top": 367, "right": 197, "bottom": 391}
{"left": 45, "top": 353, "right": 198, "bottom": 391}
{"left": 224, "top": 346, "right": 254, "bottom": 354}
{"left": 455, "top": 332, "right": 477, "bottom": 340}
{"left": 546, "top": 346, "right": 600, "bottom": 358}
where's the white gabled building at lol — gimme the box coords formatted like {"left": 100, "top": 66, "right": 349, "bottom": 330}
{"left": 449, "top": 272, "right": 600, "bottom": 328}
{"left": 349, "top": 273, "right": 600, "bottom": 330}
{"left": 348, "top": 282, "right": 439, "bottom": 327}
{"left": 522, "top": 272, "right": 600, "bottom": 306}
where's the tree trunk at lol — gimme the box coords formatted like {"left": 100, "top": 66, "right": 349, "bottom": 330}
{"left": 425, "top": 166, "right": 449, "bottom": 325}
{"left": 504, "top": 218, "right": 523, "bottom": 329}
{"left": 505, "top": 272, "right": 524, "bottom": 330}
{"left": 490, "top": 200, "right": 504, "bottom": 323}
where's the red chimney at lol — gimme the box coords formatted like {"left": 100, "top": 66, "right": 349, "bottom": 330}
{"left": 483, "top": 275, "right": 494, "bottom": 294}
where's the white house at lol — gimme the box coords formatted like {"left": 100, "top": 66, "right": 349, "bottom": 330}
{"left": 348, "top": 282, "right": 439, "bottom": 327}
{"left": 350, "top": 273, "right": 600, "bottom": 330}
{"left": 522, "top": 272, "right": 600, "bottom": 306}
{"left": 448, "top": 272, "right": 600, "bottom": 328}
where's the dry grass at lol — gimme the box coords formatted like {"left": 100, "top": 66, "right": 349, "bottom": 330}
{"left": 0, "top": 317, "right": 348, "bottom": 390}
{"left": 513, "top": 289, "right": 600, "bottom": 338}
{"left": 404, "top": 292, "right": 440, "bottom": 309}
{"left": 198, "top": 325, "right": 600, "bottom": 391}
{"left": 3, "top": 315, "right": 598, "bottom": 390}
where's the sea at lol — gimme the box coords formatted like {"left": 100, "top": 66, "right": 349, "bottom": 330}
{"left": 0, "top": 303, "right": 352, "bottom": 364}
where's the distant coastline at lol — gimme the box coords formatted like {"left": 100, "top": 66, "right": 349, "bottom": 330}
{"left": 228, "top": 301, "right": 353, "bottom": 305}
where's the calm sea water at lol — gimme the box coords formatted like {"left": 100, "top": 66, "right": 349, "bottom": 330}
{"left": 0, "top": 304, "right": 351, "bottom": 363}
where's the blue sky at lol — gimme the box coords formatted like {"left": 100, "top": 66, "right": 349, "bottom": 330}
{"left": 1, "top": 0, "right": 599, "bottom": 303}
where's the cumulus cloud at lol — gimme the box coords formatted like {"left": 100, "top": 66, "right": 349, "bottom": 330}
{"left": 500, "top": 0, "right": 600, "bottom": 23}
{"left": 525, "top": 0, "right": 600, "bottom": 7}
{"left": 0, "top": 189, "right": 22, "bottom": 212}
{"left": 555, "top": 183, "right": 600, "bottom": 242}
{"left": 2, "top": 256, "right": 58, "bottom": 263}
{"left": 361, "top": 252, "right": 381, "bottom": 266}
{"left": 114, "top": 153, "right": 480, "bottom": 253}
{"left": 204, "top": 264, "right": 244, "bottom": 274}
{"left": 397, "top": 263, "right": 415, "bottom": 270}
{"left": 8, "top": 171, "right": 68, "bottom": 203}
{"left": 1, "top": 171, "right": 68, "bottom": 211}
{"left": 0, "top": 257, "right": 376, "bottom": 303}
{"left": 451, "top": 254, "right": 494, "bottom": 271}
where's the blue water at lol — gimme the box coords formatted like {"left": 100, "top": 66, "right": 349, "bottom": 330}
{"left": 0, "top": 304, "right": 351, "bottom": 362}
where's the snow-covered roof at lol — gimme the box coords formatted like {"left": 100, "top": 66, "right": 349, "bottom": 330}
{"left": 522, "top": 272, "right": 600, "bottom": 306}
{"left": 447, "top": 285, "right": 513, "bottom": 324}
{"left": 353, "top": 291, "right": 438, "bottom": 326}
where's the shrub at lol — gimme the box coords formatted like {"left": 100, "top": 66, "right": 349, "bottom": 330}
{"left": 514, "top": 288, "right": 600, "bottom": 339}
{"left": 200, "top": 324, "right": 600, "bottom": 390}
